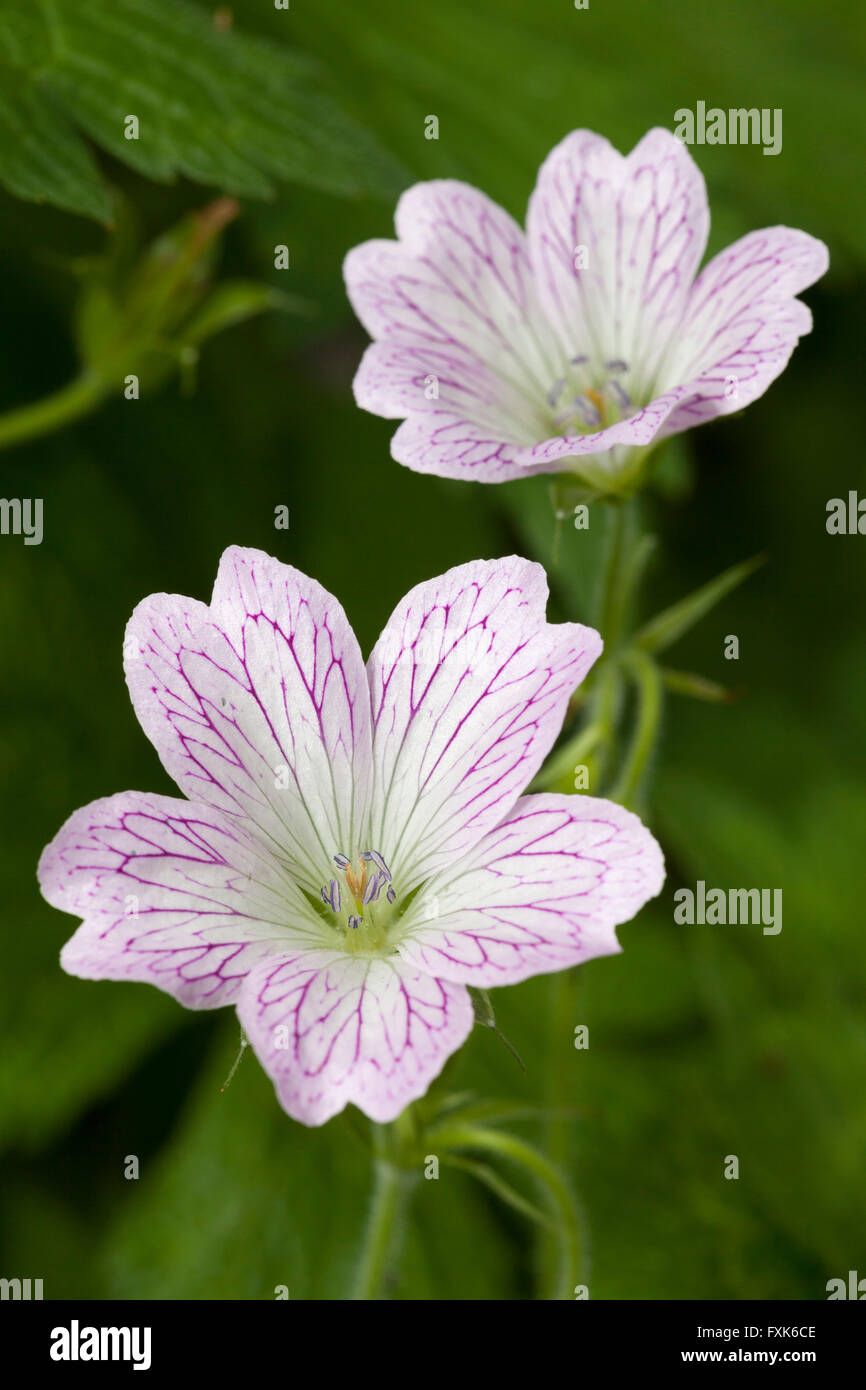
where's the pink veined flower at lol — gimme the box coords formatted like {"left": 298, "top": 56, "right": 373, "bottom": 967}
{"left": 38, "top": 548, "right": 664, "bottom": 1126}
{"left": 344, "top": 127, "right": 829, "bottom": 493}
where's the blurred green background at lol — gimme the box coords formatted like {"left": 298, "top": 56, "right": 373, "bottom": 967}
{"left": 1, "top": 0, "right": 864, "bottom": 1299}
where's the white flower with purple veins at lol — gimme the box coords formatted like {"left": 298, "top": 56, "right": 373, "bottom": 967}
{"left": 344, "top": 127, "right": 828, "bottom": 492}
{"left": 38, "top": 548, "right": 664, "bottom": 1126}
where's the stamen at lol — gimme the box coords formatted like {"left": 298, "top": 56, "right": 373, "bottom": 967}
{"left": 572, "top": 394, "right": 602, "bottom": 428}
{"left": 363, "top": 873, "right": 384, "bottom": 905}
{"left": 545, "top": 355, "right": 637, "bottom": 438}
{"left": 322, "top": 847, "right": 399, "bottom": 943}
{"left": 608, "top": 379, "right": 632, "bottom": 411}
{"left": 362, "top": 850, "right": 392, "bottom": 881}
{"left": 546, "top": 377, "right": 566, "bottom": 408}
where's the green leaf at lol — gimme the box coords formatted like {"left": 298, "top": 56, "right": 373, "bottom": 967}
{"left": 279, "top": 0, "right": 861, "bottom": 261}
{"left": 497, "top": 475, "right": 608, "bottom": 623}
{"left": 0, "top": 0, "right": 407, "bottom": 221}
{"left": 443, "top": 1155, "right": 554, "bottom": 1229}
{"left": 181, "top": 280, "right": 309, "bottom": 348}
{"left": 661, "top": 667, "right": 739, "bottom": 703}
{"left": 633, "top": 554, "right": 766, "bottom": 654}
{"left": 0, "top": 61, "right": 112, "bottom": 221}
{"left": 427, "top": 1096, "right": 554, "bottom": 1130}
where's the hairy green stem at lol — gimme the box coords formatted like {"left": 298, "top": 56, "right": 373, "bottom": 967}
{"left": 352, "top": 1156, "right": 414, "bottom": 1300}
{"left": 597, "top": 500, "right": 632, "bottom": 644}
{"left": 352, "top": 1110, "right": 417, "bottom": 1300}
{"left": 612, "top": 649, "right": 663, "bottom": 809}
{"left": 535, "top": 499, "right": 636, "bottom": 1295}
{"left": 542, "top": 503, "right": 634, "bottom": 1145}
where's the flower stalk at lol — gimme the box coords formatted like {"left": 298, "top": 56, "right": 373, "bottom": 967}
{"left": 612, "top": 649, "right": 664, "bottom": 810}
{"left": 0, "top": 198, "right": 294, "bottom": 453}
{"left": 534, "top": 491, "right": 759, "bottom": 1297}
{"left": 352, "top": 1115, "right": 418, "bottom": 1300}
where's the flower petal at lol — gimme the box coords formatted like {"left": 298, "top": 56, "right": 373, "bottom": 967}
{"left": 38, "top": 791, "right": 312, "bottom": 1008}
{"left": 366, "top": 558, "right": 602, "bottom": 889}
{"left": 344, "top": 181, "right": 559, "bottom": 443}
{"left": 237, "top": 950, "right": 473, "bottom": 1125}
{"left": 527, "top": 128, "right": 709, "bottom": 390}
{"left": 388, "top": 410, "right": 528, "bottom": 482}
{"left": 655, "top": 226, "right": 829, "bottom": 433}
{"left": 397, "top": 793, "right": 665, "bottom": 986}
{"left": 513, "top": 385, "right": 691, "bottom": 472}
{"left": 125, "top": 547, "right": 373, "bottom": 892}
{"left": 388, "top": 392, "right": 691, "bottom": 483}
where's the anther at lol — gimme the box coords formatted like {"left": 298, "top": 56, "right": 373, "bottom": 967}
{"left": 362, "top": 850, "right": 392, "bottom": 882}
{"left": 363, "top": 873, "right": 384, "bottom": 905}
{"left": 608, "top": 379, "right": 632, "bottom": 411}
{"left": 547, "top": 377, "right": 566, "bottom": 408}
{"left": 572, "top": 394, "right": 602, "bottom": 428}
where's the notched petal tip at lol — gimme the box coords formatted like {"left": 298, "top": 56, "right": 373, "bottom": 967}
{"left": 238, "top": 954, "right": 474, "bottom": 1127}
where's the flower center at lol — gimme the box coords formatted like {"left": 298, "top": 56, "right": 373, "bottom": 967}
{"left": 320, "top": 850, "right": 398, "bottom": 954}
{"left": 546, "top": 357, "right": 636, "bottom": 436}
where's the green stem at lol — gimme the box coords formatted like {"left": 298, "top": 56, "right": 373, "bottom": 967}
{"left": 432, "top": 1124, "right": 582, "bottom": 1300}
{"left": 538, "top": 960, "right": 585, "bottom": 1299}
{"left": 536, "top": 498, "right": 638, "bottom": 795}
{"left": 531, "top": 718, "right": 605, "bottom": 791}
{"left": 597, "top": 500, "right": 631, "bottom": 642}
{"left": 535, "top": 500, "right": 636, "bottom": 1287}
{"left": 534, "top": 495, "right": 662, "bottom": 1299}
{"left": 611, "top": 649, "right": 663, "bottom": 809}
{"left": 584, "top": 659, "right": 622, "bottom": 790}
{"left": 352, "top": 1113, "right": 417, "bottom": 1300}
{"left": 0, "top": 371, "right": 107, "bottom": 451}
{"left": 546, "top": 965, "right": 581, "bottom": 1171}
{"left": 352, "top": 1154, "right": 414, "bottom": 1300}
